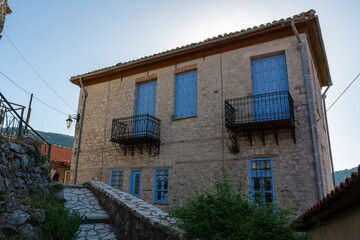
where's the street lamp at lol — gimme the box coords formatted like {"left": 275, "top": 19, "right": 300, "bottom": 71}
{"left": 66, "top": 114, "right": 80, "bottom": 129}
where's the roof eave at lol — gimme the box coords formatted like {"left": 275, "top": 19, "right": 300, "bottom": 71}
{"left": 70, "top": 14, "right": 330, "bottom": 88}
{"left": 70, "top": 16, "right": 310, "bottom": 86}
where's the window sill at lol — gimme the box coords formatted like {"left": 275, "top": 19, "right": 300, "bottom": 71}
{"left": 154, "top": 202, "right": 169, "bottom": 205}
{"left": 172, "top": 115, "right": 197, "bottom": 121}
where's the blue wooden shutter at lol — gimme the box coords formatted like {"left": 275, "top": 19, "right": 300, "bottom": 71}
{"left": 136, "top": 81, "right": 157, "bottom": 116}
{"left": 175, "top": 71, "right": 197, "bottom": 119}
{"left": 249, "top": 159, "right": 275, "bottom": 204}
{"left": 130, "top": 170, "right": 142, "bottom": 198}
{"left": 252, "top": 53, "right": 288, "bottom": 95}
{"left": 110, "top": 170, "right": 124, "bottom": 191}
{"left": 154, "top": 169, "right": 169, "bottom": 204}
{"left": 252, "top": 53, "right": 290, "bottom": 121}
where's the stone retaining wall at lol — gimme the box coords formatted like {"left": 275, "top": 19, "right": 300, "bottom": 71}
{"left": 85, "top": 181, "right": 184, "bottom": 240}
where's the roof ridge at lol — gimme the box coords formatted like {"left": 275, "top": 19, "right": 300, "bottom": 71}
{"left": 70, "top": 9, "right": 316, "bottom": 80}
{"left": 51, "top": 144, "right": 72, "bottom": 150}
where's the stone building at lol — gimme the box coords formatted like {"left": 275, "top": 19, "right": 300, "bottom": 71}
{"left": 49, "top": 145, "right": 72, "bottom": 184}
{"left": 297, "top": 165, "right": 360, "bottom": 240}
{"left": 70, "top": 10, "right": 334, "bottom": 212}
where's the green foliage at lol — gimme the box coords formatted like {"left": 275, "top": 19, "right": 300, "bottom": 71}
{"left": 334, "top": 166, "right": 358, "bottom": 186}
{"left": 36, "top": 130, "right": 74, "bottom": 148}
{"left": 27, "top": 148, "right": 48, "bottom": 165}
{"left": 42, "top": 206, "right": 82, "bottom": 240}
{"left": 169, "top": 177, "right": 306, "bottom": 240}
{"left": 31, "top": 186, "right": 82, "bottom": 240}
{"left": 0, "top": 231, "right": 5, "bottom": 240}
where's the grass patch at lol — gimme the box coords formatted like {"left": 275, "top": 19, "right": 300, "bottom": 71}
{"left": 31, "top": 184, "right": 82, "bottom": 240}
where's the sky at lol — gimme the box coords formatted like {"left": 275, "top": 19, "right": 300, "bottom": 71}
{"left": 0, "top": 0, "right": 359, "bottom": 171}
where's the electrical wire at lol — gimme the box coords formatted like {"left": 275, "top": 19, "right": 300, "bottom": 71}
{"left": 0, "top": 72, "right": 68, "bottom": 116}
{"left": 3, "top": 32, "right": 77, "bottom": 112}
{"left": 318, "top": 72, "right": 360, "bottom": 121}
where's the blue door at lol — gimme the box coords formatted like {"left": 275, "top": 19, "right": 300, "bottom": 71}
{"left": 130, "top": 170, "right": 142, "bottom": 198}
{"left": 135, "top": 81, "right": 157, "bottom": 136}
{"left": 252, "top": 53, "right": 289, "bottom": 121}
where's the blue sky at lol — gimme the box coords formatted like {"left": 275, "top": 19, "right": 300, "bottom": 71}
{"left": 0, "top": 0, "right": 359, "bottom": 171}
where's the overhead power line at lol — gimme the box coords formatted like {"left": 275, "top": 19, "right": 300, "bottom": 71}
{"left": 3, "top": 32, "right": 77, "bottom": 112}
{"left": 318, "top": 72, "right": 360, "bottom": 122}
{"left": 0, "top": 72, "right": 68, "bottom": 116}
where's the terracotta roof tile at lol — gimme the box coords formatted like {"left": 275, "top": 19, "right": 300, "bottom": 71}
{"left": 70, "top": 9, "right": 316, "bottom": 80}
{"left": 296, "top": 165, "right": 360, "bottom": 231}
{"left": 49, "top": 145, "right": 72, "bottom": 167}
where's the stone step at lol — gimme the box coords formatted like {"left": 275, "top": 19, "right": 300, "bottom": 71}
{"left": 76, "top": 223, "right": 117, "bottom": 240}
{"left": 81, "top": 213, "right": 110, "bottom": 224}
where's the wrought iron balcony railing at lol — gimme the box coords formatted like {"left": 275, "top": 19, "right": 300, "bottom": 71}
{"left": 225, "top": 91, "right": 294, "bottom": 125}
{"left": 225, "top": 91, "right": 295, "bottom": 145}
{"left": 110, "top": 114, "right": 161, "bottom": 155}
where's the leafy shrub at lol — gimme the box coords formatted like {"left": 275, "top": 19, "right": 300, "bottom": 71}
{"left": 169, "top": 177, "right": 307, "bottom": 240}
{"left": 27, "top": 148, "right": 48, "bottom": 164}
{"left": 42, "top": 206, "right": 82, "bottom": 240}
{"left": 31, "top": 187, "right": 82, "bottom": 240}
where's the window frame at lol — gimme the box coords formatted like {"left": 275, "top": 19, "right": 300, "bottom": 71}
{"left": 110, "top": 169, "right": 124, "bottom": 191}
{"left": 130, "top": 170, "right": 142, "bottom": 198}
{"left": 248, "top": 158, "right": 275, "bottom": 204}
{"left": 153, "top": 168, "right": 170, "bottom": 204}
{"left": 174, "top": 70, "right": 198, "bottom": 120}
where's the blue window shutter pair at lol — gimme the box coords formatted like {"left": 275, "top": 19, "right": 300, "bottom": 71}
{"left": 249, "top": 159, "right": 275, "bottom": 204}
{"left": 252, "top": 53, "right": 289, "bottom": 95}
{"left": 154, "top": 168, "right": 169, "bottom": 204}
{"left": 175, "top": 71, "right": 197, "bottom": 119}
{"left": 110, "top": 170, "right": 124, "bottom": 191}
{"left": 136, "top": 81, "right": 157, "bottom": 116}
{"left": 252, "top": 53, "right": 290, "bottom": 121}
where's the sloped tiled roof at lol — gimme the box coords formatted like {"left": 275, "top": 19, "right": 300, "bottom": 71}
{"left": 50, "top": 145, "right": 72, "bottom": 167}
{"left": 296, "top": 165, "right": 360, "bottom": 231}
{"left": 70, "top": 9, "right": 316, "bottom": 80}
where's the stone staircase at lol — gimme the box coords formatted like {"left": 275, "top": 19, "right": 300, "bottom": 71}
{"left": 61, "top": 184, "right": 117, "bottom": 240}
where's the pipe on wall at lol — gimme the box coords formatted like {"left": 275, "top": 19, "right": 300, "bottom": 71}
{"left": 321, "top": 85, "right": 336, "bottom": 189}
{"left": 291, "top": 21, "right": 324, "bottom": 200}
{"left": 74, "top": 77, "right": 88, "bottom": 184}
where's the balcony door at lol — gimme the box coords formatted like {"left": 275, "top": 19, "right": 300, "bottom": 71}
{"left": 135, "top": 81, "right": 157, "bottom": 136}
{"left": 252, "top": 53, "right": 290, "bottom": 121}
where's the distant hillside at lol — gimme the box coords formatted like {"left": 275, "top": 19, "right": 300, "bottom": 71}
{"left": 334, "top": 166, "right": 358, "bottom": 186}
{"left": 36, "top": 130, "right": 74, "bottom": 148}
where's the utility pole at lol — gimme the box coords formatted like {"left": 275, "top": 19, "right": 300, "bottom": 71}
{"left": 24, "top": 93, "right": 33, "bottom": 134}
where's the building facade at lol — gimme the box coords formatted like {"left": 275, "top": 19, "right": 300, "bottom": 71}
{"left": 70, "top": 10, "right": 334, "bottom": 212}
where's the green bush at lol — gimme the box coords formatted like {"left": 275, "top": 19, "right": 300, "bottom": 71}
{"left": 31, "top": 187, "right": 82, "bottom": 240}
{"left": 42, "top": 206, "right": 82, "bottom": 240}
{"left": 169, "top": 177, "right": 307, "bottom": 240}
{"left": 27, "top": 148, "right": 48, "bottom": 164}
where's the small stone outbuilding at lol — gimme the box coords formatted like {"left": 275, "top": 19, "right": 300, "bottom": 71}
{"left": 296, "top": 165, "right": 360, "bottom": 240}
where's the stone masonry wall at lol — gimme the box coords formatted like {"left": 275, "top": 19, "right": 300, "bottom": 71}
{"left": 85, "top": 181, "right": 183, "bottom": 240}
{"left": 71, "top": 33, "right": 332, "bottom": 213}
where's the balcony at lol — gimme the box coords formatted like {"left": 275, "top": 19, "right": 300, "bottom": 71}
{"left": 225, "top": 91, "right": 295, "bottom": 145}
{"left": 110, "top": 114, "right": 161, "bottom": 155}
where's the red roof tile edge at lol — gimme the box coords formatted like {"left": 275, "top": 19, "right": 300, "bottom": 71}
{"left": 50, "top": 144, "right": 72, "bottom": 167}
{"left": 296, "top": 165, "right": 360, "bottom": 231}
